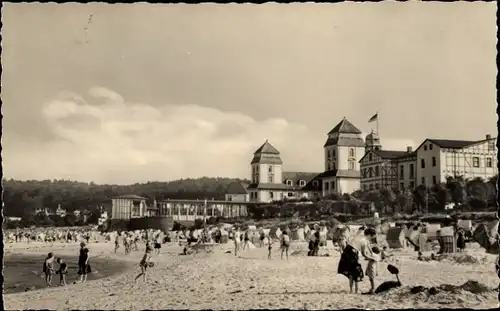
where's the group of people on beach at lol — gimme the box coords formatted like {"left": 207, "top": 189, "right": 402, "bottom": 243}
{"left": 42, "top": 242, "right": 91, "bottom": 287}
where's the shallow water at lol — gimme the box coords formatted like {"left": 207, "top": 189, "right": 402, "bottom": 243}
{"left": 4, "top": 254, "right": 129, "bottom": 294}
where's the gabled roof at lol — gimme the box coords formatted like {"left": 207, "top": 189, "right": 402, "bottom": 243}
{"left": 427, "top": 139, "right": 478, "bottom": 149}
{"left": 327, "top": 118, "right": 363, "bottom": 135}
{"left": 226, "top": 182, "right": 249, "bottom": 195}
{"left": 254, "top": 140, "right": 280, "bottom": 154}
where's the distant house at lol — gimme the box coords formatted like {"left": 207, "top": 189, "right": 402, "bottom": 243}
{"left": 35, "top": 207, "right": 51, "bottom": 216}
{"left": 225, "top": 182, "right": 250, "bottom": 202}
{"left": 56, "top": 205, "right": 67, "bottom": 217}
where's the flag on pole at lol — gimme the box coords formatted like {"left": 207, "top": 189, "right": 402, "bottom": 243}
{"left": 368, "top": 113, "right": 378, "bottom": 123}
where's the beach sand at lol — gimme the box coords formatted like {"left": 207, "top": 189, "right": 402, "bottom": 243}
{"left": 4, "top": 241, "right": 498, "bottom": 310}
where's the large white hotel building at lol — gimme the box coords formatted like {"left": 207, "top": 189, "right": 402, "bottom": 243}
{"left": 225, "top": 118, "right": 497, "bottom": 203}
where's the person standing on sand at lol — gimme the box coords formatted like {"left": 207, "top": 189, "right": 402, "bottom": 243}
{"left": 114, "top": 234, "right": 120, "bottom": 253}
{"left": 242, "top": 230, "right": 250, "bottom": 251}
{"left": 233, "top": 227, "right": 241, "bottom": 256}
{"left": 154, "top": 233, "right": 162, "bottom": 255}
{"left": 43, "top": 252, "right": 55, "bottom": 286}
{"left": 135, "top": 245, "right": 153, "bottom": 282}
{"left": 267, "top": 238, "right": 273, "bottom": 260}
{"left": 56, "top": 258, "right": 68, "bottom": 286}
{"left": 78, "top": 242, "right": 92, "bottom": 283}
{"left": 337, "top": 228, "right": 377, "bottom": 294}
{"left": 280, "top": 231, "right": 290, "bottom": 260}
{"left": 365, "top": 246, "right": 381, "bottom": 294}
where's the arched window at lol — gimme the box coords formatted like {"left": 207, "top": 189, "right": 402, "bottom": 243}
{"left": 286, "top": 180, "right": 293, "bottom": 186}
{"left": 299, "top": 180, "right": 306, "bottom": 187}
{"left": 349, "top": 148, "right": 355, "bottom": 157}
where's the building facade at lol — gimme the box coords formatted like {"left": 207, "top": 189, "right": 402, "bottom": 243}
{"left": 111, "top": 194, "right": 148, "bottom": 220}
{"left": 321, "top": 118, "right": 365, "bottom": 196}
{"left": 415, "top": 136, "right": 498, "bottom": 187}
{"left": 225, "top": 182, "right": 250, "bottom": 202}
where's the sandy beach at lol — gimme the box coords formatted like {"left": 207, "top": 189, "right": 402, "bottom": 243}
{"left": 4, "top": 241, "right": 498, "bottom": 310}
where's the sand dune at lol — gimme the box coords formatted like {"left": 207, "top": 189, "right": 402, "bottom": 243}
{"left": 4, "top": 242, "right": 498, "bottom": 310}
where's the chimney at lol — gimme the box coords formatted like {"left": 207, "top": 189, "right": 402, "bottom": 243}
{"left": 407, "top": 146, "right": 413, "bottom": 153}
{"left": 486, "top": 134, "right": 491, "bottom": 140}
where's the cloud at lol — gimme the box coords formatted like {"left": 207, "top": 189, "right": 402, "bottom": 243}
{"left": 4, "top": 87, "right": 415, "bottom": 184}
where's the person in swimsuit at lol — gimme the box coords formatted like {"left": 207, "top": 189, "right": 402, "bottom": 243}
{"left": 233, "top": 228, "right": 241, "bottom": 256}
{"left": 242, "top": 230, "right": 250, "bottom": 251}
{"left": 135, "top": 246, "right": 153, "bottom": 282}
{"left": 280, "top": 231, "right": 290, "bottom": 260}
{"left": 114, "top": 234, "right": 120, "bottom": 253}
{"left": 56, "top": 258, "right": 68, "bottom": 286}
{"left": 78, "top": 242, "right": 91, "bottom": 283}
{"left": 267, "top": 238, "right": 273, "bottom": 260}
{"left": 43, "top": 252, "right": 55, "bottom": 286}
{"left": 154, "top": 234, "right": 162, "bottom": 255}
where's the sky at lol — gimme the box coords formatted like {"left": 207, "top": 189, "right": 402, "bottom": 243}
{"left": 2, "top": 2, "right": 497, "bottom": 185}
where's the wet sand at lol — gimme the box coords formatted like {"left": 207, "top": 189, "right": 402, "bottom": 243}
{"left": 4, "top": 241, "right": 498, "bottom": 310}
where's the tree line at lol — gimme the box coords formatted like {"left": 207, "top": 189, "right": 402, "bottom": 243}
{"left": 2, "top": 177, "right": 250, "bottom": 219}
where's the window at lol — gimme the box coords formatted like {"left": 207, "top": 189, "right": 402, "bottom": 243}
{"left": 330, "top": 181, "right": 335, "bottom": 190}
{"left": 228, "top": 196, "right": 232, "bottom": 202}
{"left": 299, "top": 180, "right": 306, "bottom": 187}
{"left": 421, "top": 177, "right": 426, "bottom": 185}
{"left": 268, "top": 165, "right": 273, "bottom": 173}
{"left": 429, "top": 144, "right": 433, "bottom": 150}
{"left": 268, "top": 175, "right": 273, "bottom": 183}
{"left": 332, "top": 161, "right": 337, "bottom": 170}
{"left": 473, "top": 157, "right": 480, "bottom": 168}
{"left": 363, "top": 184, "right": 368, "bottom": 191}
{"left": 369, "top": 184, "right": 374, "bottom": 191}
{"left": 421, "top": 159, "right": 425, "bottom": 169}
{"left": 349, "top": 148, "right": 355, "bottom": 158}
{"left": 269, "top": 192, "right": 274, "bottom": 199}
{"left": 328, "top": 149, "right": 331, "bottom": 158}
{"left": 400, "top": 183, "right": 404, "bottom": 190}
{"left": 368, "top": 153, "right": 373, "bottom": 161}
{"left": 409, "top": 181, "right": 415, "bottom": 189}
{"left": 348, "top": 161, "right": 355, "bottom": 170}
{"left": 424, "top": 145, "right": 427, "bottom": 151}
{"left": 375, "top": 183, "right": 380, "bottom": 190}
{"left": 400, "top": 165, "right": 404, "bottom": 179}
{"left": 369, "top": 169, "right": 373, "bottom": 178}
{"left": 325, "top": 183, "right": 329, "bottom": 190}
{"left": 432, "top": 176, "right": 437, "bottom": 185}
{"left": 313, "top": 180, "right": 319, "bottom": 187}
{"left": 375, "top": 166, "right": 379, "bottom": 177}
{"left": 488, "top": 140, "right": 495, "bottom": 151}
{"left": 286, "top": 180, "right": 293, "bottom": 186}
{"left": 409, "top": 164, "right": 415, "bottom": 178}
{"left": 288, "top": 192, "right": 294, "bottom": 197}
{"left": 486, "top": 158, "right": 493, "bottom": 168}
{"left": 432, "top": 157, "right": 436, "bottom": 167}
{"left": 327, "top": 163, "right": 331, "bottom": 171}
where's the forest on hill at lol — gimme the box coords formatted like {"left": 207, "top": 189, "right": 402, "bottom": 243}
{"left": 2, "top": 177, "right": 249, "bottom": 218}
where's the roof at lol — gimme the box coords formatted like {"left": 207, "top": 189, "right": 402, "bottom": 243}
{"left": 246, "top": 183, "right": 291, "bottom": 190}
{"left": 327, "top": 118, "right": 363, "bottom": 135}
{"left": 359, "top": 149, "right": 416, "bottom": 163}
{"left": 324, "top": 136, "right": 365, "bottom": 147}
{"left": 427, "top": 139, "right": 478, "bottom": 149}
{"left": 283, "top": 172, "right": 322, "bottom": 190}
{"left": 226, "top": 182, "right": 249, "bottom": 195}
{"left": 319, "top": 169, "right": 361, "bottom": 179}
{"left": 114, "top": 194, "right": 147, "bottom": 200}
{"left": 254, "top": 140, "right": 280, "bottom": 154}
{"left": 250, "top": 153, "right": 283, "bottom": 165}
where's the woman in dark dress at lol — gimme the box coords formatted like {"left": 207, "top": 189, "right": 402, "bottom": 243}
{"left": 456, "top": 229, "right": 466, "bottom": 252}
{"left": 78, "top": 242, "right": 91, "bottom": 283}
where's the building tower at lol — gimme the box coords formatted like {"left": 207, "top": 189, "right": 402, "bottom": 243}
{"left": 322, "top": 117, "right": 365, "bottom": 195}
{"left": 365, "top": 130, "right": 382, "bottom": 152}
{"left": 246, "top": 140, "right": 286, "bottom": 202}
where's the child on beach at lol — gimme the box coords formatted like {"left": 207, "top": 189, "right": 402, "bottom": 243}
{"left": 267, "top": 238, "right": 273, "bottom": 260}
{"left": 135, "top": 246, "right": 153, "bottom": 282}
{"left": 366, "top": 246, "right": 381, "bottom": 294}
{"left": 43, "top": 252, "right": 55, "bottom": 286}
{"left": 56, "top": 258, "right": 68, "bottom": 286}
{"left": 281, "top": 231, "right": 290, "bottom": 260}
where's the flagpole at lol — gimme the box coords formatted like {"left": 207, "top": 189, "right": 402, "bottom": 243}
{"left": 376, "top": 111, "right": 379, "bottom": 135}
